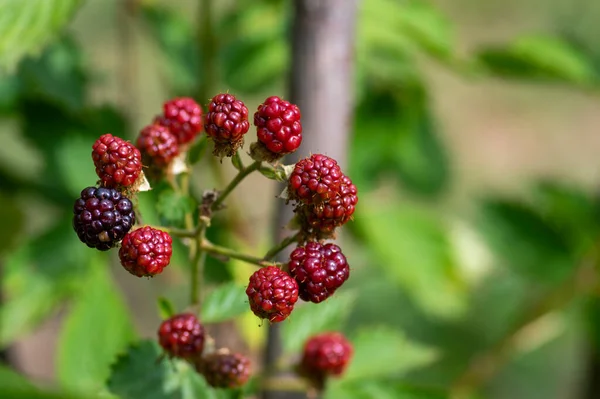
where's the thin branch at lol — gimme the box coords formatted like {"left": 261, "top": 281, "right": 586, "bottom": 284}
{"left": 211, "top": 159, "right": 261, "bottom": 211}
{"left": 263, "top": 233, "right": 301, "bottom": 261}
{"left": 201, "top": 240, "right": 281, "bottom": 268}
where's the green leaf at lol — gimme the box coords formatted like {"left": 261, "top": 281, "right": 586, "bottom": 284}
{"left": 201, "top": 282, "right": 249, "bottom": 324}
{"left": 397, "top": 1, "right": 454, "bottom": 60}
{"left": 258, "top": 166, "right": 278, "bottom": 180}
{"left": 0, "top": 0, "right": 82, "bottom": 71}
{"left": 157, "top": 187, "right": 197, "bottom": 228}
{"left": 351, "top": 86, "right": 449, "bottom": 196}
{"left": 326, "top": 379, "right": 448, "bottom": 399}
{"left": 231, "top": 151, "right": 244, "bottom": 171}
{"left": 344, "top": 327, "right": 438, "bottom": 382}
{"left": 220, "top": 3, "right": 288, "bottom": 93}
{"left": 532, "top": 181, "right": 600, "bottom": 253}
{"left": 1, "top": 219, "right": 89, "bottom": 347}
{"left": 107, "top": 340, "right": 215, "bottom": 399}
{"left": 139, "top": 4, "right": 199, "bottom": 94}
{"left": 477, "top": 199, "right": 576, "bottom": 283}
{"left": 0, "top": 191, "right": 23, "bottom": 254}
{"left": 477, "top": 36, "right": 597, "bottom": 85}
{"left": 55, "top": 133, "right": 99, "bottom": 198}
{"left": 158, "top": 297, "right": 177, "bottom": 320}
{"left": 18, "top": 35, "right": 86, "bottom": 112}
{"left": 57, "top": 255, "right": 136, "bottom": 393}
{"left": 187, "top": 136, "right": 208, "bottom": 165}
{"left": 0, "top": 365, "right": 92, "bottom": 399}
{"left": 355, "top": 197, "right": 467, "bottom": 318}
{"left": 282, "top": 291, "right": 355, "bottom": 354}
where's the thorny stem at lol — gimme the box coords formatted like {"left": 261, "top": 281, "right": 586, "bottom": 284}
{"left": 450, "top": 246, "right": 600, "bottom": 399}
{"left": 201, "top": 240, "right": 282, "bottom": 268}
{"left": 264, "top": 233, "right": 301, "bottom": 261}
{"left": 211, "top": 160, "right": 261, "bottom": 211}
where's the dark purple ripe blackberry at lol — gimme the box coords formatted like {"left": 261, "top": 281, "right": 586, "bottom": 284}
{"left": 73, "top": 186, "right": 136, "bottom": 251}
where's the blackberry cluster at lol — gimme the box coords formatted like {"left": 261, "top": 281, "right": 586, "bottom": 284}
{"left": 158, "top": 313, "right": 205, "bottom": 360}
{"left": 205, "top": 93, "right": 250, "bottom": 157}
{"left": 299, "top": 332, "right": 353, "bottom": 388}
{"left": 119, "top": 226, "right": 173, "bottom": 277}
{"left": 92, "top": 134, "right": 143, "bottom": 188}
{"left": 155, "top": 97, "right": 203, "bottom": 145}
{"left": 197, "top": 351, "right": 251, "bottom": 388}
{"left": 246, "top": 266, "right": 299, "bottom": 323}
{"left": 288, "top": 242, "right": 350, "bottom": 303}
{"left": 251, "top": 96, "right": 302, "bottom": 162}
{"left": 73, "top": 186, "right": 135, "bottom": 251}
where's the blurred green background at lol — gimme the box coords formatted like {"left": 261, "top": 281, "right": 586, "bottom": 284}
{"left": 2, "top": 0, "right": 600, "bottom": 398}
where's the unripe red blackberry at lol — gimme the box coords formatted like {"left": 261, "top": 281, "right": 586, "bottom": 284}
{"left": 300, "top": 332, "right": 353, "bottom": 387}
{"left": 136, "top": 124, "right": 180, "bottom": 167}
{"left": 288, "top": 242, "right": 350, "bottom": 303}
{"left": 251, "top": 96, "right": 302, "bottom": 162}
{"left": 204, "top": 93, "right": 250, "bottom": 157}
{"left": 92, "top": 134, "right": 143, "bottom": 188}
{"left": 73, "top": 186, "right": 135, "bottom": 251}
{"left": 288, "top": 154, "right": 343, "bottom": 204}
{"left": 154, "top": 97, "right": 203, "bottom": 145}
{"left": 119, "top": 226, "right": 173, "bottom": 277}
{"left": 246, "top": 266, "right": 299, "bottom": 323}
{"left": 158, "top": 313, "right": 205, "bottom": 360}
{"left": 197, "top": 351, "right": 251, "bottom": 389}
{"left": 303, "top": 175, "right": 358, "bottom": 239}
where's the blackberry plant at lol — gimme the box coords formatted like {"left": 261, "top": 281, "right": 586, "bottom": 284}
{"left": 69, "top": 94, "right": 357, "bottom": 395}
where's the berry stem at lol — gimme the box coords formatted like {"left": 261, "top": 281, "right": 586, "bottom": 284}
{"left": 211, "top": 159, "right": 261, "bottom": 211}
{"left": 263, "top": 232, "right": 301, "bottom": 260}
{"left": 190, "top": 218, "right": 209, "bottom": 307}
{"left": 160, "top": 226, "right": 198, "bottom": 238}
{"left": 200, "top": 240, "right": 280, "bottom": 268}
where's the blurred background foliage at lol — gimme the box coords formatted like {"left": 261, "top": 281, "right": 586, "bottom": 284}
{"left": 2, "top": 0, "right": 600, "bottom": 398}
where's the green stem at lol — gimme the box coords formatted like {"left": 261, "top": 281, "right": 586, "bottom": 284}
{"left": 211, "top": 160, "right": 261, "bottom": 211}
{"left": 263, "top": 233, "right": 301, "bottom": 261}
{"left": 201, "top": 240, "right": 280, "bottom": 268}
{"left": 190, "top": 221, "right": 208, "bottom": 307}
{"left": 161, "top": 226, "right": 197, "bottom": 238}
